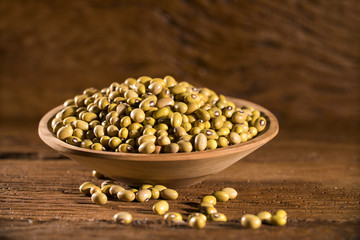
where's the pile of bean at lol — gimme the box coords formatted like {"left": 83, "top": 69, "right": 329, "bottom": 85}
{"left": 51, "top": 76, "right": 267, "bottom": 153}
{"left": 78, "top": 170, "right": 287, "bottom": 229}
{"left": 79, "top": 179, "right": 178, "bottom": 205}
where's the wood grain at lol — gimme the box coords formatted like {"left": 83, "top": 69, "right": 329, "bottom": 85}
{"left": 0, "top": 151, "right": 359, "bottom": 239}
{"left": 0, "top": 1, "right": 359, "bottom": 239}
{"left": 0, "top": 124, "right": 359, "bottom": 239}
{"left": 0, "top": 0, "right": 359, "bottom": 130}
{"left": 0, "top": 155, "right": 360, "bottom": 239}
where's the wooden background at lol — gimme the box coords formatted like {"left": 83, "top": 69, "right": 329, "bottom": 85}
{"left": 1, "top": 0, "right": 359, "bottom": 128}
{"left": 0, "top": 0, "right": 359, "bottom": 239}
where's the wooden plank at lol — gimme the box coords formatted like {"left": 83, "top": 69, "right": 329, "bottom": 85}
{"left": 0, "top": 138, "right": 359, "bottom": 239}
{"left": 0, "top": 0, "right": 359, "bottom": 126}
{"left": 0, "top": 220, "right": 358, "bottom": 240}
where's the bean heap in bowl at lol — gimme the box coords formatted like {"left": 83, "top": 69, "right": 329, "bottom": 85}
{"left": 51, "top": 76, "right": 267, "bottom": 153}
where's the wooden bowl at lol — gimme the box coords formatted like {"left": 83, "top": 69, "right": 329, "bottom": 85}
{"left": 38, "top": 97, "right": 279, "bottom": 188}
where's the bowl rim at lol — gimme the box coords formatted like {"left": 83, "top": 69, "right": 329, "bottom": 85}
{"left": 38, "top": 96, "right": 279, "bottom": 162}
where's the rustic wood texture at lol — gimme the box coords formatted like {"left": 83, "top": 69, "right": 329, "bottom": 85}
{"left": 0, "top": 131, "right": 359, "bottom": 239}
{"left": 0, "top": 0, "right": 359, "bottom": 239}
{"left": 0, "top": 0, "right": 359, "bottom": 128}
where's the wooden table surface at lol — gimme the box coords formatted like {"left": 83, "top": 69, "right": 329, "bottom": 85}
{"left": 0, "top": 122, "right": 359, "bottom": 240}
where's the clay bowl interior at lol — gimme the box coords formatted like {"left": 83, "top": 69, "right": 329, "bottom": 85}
{"left": 38, "top": 97, "right": 279, "bottom": 188}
